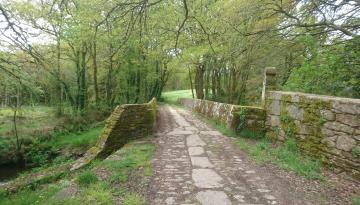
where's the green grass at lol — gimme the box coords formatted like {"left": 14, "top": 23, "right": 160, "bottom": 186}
{"left": 49, "top": 126, "right": 103, "bottom": 150}
{"left": 353, "top": 195, "right": 360, "bottom": 205}
{"left": 51, "top": 182, "right": 113, "bottom": 205}
{"left": 161, "top": 89, "right": 194, "bottom": 104}
{"left": 198, "top": 114, "right": 324, "bottom": 180}
{"left": 0, "top": 106, "right": 60, "bottom": 137}
{"left": 0, "top": 184, "right": 61, "bottom": 205}
{"left": 77, "top": 170, "right": 99, "bottom": 187}
{"left": 102, "top": 143, "right": 155, "bottom": 181}
{"left": 123, "top": 193, "right": 146, "bottom": 205}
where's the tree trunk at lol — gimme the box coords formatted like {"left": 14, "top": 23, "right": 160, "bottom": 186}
{"left": 56, "top": 37, "right": 63, "bottom": 115}
{"left": 195, "top": 64, "right": 205, "bottom": 99}
{"left": 92, "top": 40, "right": 99, "bottom": 106}
{"left": 188, "top": 67, "right": 195, "bottom": 99}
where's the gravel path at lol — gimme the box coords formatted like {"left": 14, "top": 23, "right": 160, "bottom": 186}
{"left": 148, "top": 105, "right": 314, "bottom": 205}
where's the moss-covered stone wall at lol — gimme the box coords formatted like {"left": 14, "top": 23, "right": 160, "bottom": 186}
{"left": 266, "top": 91, "right": 360, "bottom": 178}
{"left": 178, "top": 98, "right": 266, "bottom": 136}
{"left": 71, "top": 98, "right": 157, "bottom": 170}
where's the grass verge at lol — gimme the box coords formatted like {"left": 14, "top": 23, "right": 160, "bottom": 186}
{"left": 197, "top": 114, "right": 324, "bottom": 180}
{"left": 353, "top": 195, "right": 360, "bottom": 205}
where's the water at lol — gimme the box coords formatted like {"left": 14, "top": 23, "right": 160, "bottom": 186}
{"left": 0, "top": 164, "right": 27, "bottom": 182}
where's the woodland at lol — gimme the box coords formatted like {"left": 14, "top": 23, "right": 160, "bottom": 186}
{"left": 0, "top": 0, "right": 359, "bottom": 200}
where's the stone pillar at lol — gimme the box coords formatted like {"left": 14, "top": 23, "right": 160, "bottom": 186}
{"left": 261, "top": 67, "right": 277, "bottom": 106}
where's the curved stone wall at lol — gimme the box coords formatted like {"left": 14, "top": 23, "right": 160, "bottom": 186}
{"left": 71, "top": 98, "right": 157, "bottom": 170}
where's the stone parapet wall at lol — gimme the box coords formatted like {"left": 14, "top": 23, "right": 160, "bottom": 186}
{"left": 178, "top": 98, "right": 238, "bottom": 128}
{"left": 266, "top": 91, "right": 360, "bottom": 178}
{"left": 71, "top": 98, "right": 157, "bottom": 170}
{"left": 178, "top": 98, "right": 266, "bottom": 136}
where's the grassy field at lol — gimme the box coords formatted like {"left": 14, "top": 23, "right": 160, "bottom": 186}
{"left": 0, "top": 106, "right": 61, "bottom": 138}
{"left": 161, "top": 89, "right": 194, "bottom": 104}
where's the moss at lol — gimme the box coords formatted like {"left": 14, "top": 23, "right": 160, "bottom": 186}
{"left": 351, "top": 147, "right": 360, "bottom": 158}
{"left": 277, "top": 94, "right": 335, "bottom": 165}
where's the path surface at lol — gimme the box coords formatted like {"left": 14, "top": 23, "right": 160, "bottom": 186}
{"left": 149, "top": 105, "right": 313, "bottom": 205}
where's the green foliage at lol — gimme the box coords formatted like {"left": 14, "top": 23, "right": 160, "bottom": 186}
{"left": 285, "top": 36, "right": 360, "bottom": 98}
{"left": 77, "top": 170, "right": 99, "bottom": 187}
{"left": 352, "top": 147, "right": 360, "bottom": 158}
{"left": 25, "top": 139, "right": 52, "bottom": 167}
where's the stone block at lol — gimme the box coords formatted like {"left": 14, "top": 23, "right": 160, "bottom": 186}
{"left": 354, "top": 135, "right": 360, "bottom": 141}
{"left": 333, "top": 101, "right": 360, "bottom": 115}
{"left": 320, "top": 110, "right": 335, "bottom": 121}
{"left": 336, "top": 135, "right": 356, "bottom": 152}
{"left": 321, "top": 136, "right": 337, "bottom": 148}
{"left": 336, "top": 113, "right": 359, "bottom": 127}
{"left": 287, "top": 104, "right": 304, "bottom": 120}
{"left": 324, "top": 121, "right": 354, "bottom": 134}
{"left": 268, "top": 100, "right": 280, "bottom": 116}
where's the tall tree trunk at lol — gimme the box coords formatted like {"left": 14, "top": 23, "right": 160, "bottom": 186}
{"left": 236, "top": 61, "right": 251, "bottom": 105}
{"left": 106, "top": 21, "right": 114, "bottom": 107}
{"left": 211, "top": 69, "right": 216, "bottom": 100}
{"left": 56, "top": 37, "right": 63, "bottom": 115}
{"left": 92, "top": 39, "right": 99, "bottom": 106}
{"left": 188, "top": 67, "right": 194, "bottom": 99}
{"left": 205, "top": 66, "right": 210, "bottom": 99}
{"left": 79, "top": 43, "right": 87, "bottom": 111}
{"left": 195, "top": 64, "right": 205, "bottom": 99}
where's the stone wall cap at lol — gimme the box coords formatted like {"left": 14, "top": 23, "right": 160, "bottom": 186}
{"left": 269, "top": 91, "right": 360, "bottom": 104}
{"left": 238, "top": 105, "right": 265, "bottom": 110}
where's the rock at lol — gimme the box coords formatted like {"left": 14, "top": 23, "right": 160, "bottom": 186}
{"left": 192, "top": 169, "right": 223, "bottom": 188}
{"left": 295, "top": 121, "right": 311, "bottom": 135}
{"left": 333, "top": 101, "right": 360, "bottom": 115}
{"left": 186, "top": 135, "right": 206, "bottom": 147}
{"left": 336, "top": 135, "right": 356, "bottom": 152}
{"left": 196, "top": 190, "right": 231, "bottom": 205}
{"left": 321, "top": 137, "right": 337, "bottom": 148}
{"left": 270, "top": 115, "right": 281, "bottom": 127}
{"left": 324, "top": 121, "right": 354, "bottom": 134}
{"left": 188, "top": 147, "right": 205, "bottom": 156}
{"left": 336, "top": 113, "right": 359, "bottom": 127}
{"left": 268, "top": 100, "right": 280, "bottom": 116}
{"left": 354, "top": 135, "right": 360, "bottom": 141}
{"left": 287, "top": 104, "right": 304, "bottom": 120}
{"left": 190, "top": 157, "right": 214, "bottom": 168}
{"left": 321, "top": 128, "right": 335, "bottom": 137}
{"left": 291, "top": 95, "right": 300, "bottom": 103}
{"left": 320, "top": 110, "right": 335, "bottom": 121}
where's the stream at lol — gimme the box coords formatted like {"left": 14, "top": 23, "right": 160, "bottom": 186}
{"left": 0, "top": 164, "right": 28, "bottom": 184}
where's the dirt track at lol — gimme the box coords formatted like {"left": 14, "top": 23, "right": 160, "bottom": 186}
{"left": 148, "top": 105, "right": 319, "bottom": 205}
